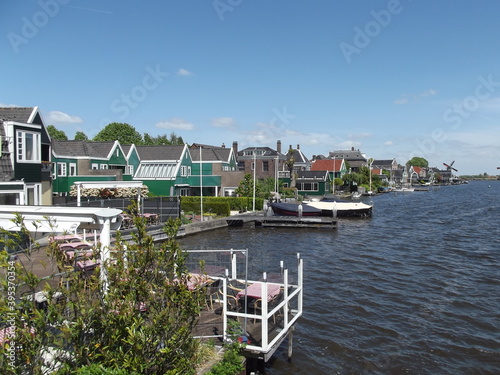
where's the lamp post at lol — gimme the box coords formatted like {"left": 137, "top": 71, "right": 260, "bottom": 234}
{"left": 200, "top": 146, "right": 203, "bottom": 221}
{"left": 252, "top": 151, "right": 256, "bottom": 211}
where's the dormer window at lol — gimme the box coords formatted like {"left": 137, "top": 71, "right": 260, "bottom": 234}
{"left": 16, "top": 130, "right": 40, "bottom": 162}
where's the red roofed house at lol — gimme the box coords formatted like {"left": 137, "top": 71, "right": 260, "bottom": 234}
{"left": 310, "top": 158, "right": 347, "bottom": 181}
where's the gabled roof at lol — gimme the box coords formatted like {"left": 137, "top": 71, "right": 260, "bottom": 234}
{"left": 0, "top": 107, "right": 38, "bottom": 123}
{"left": 286, "top": 148, "right": 310, "bottom": 165}
{"left": 52, "top": 140, "right": 118, "bottom": 159}
{"left": 372, "top": 159, "right": 396, "bottom": 167}
{"left": 135, "top": 145, "right": 186, "bottom": 161}
{"left": 329, "top": 149, "right": 366, "bottom": 161}
{"left": 238, "top": 146, "right": 283, "bottom": 158}
{"left": 311, "top": 159, "right": 343, "bottom": 172}
{"left": 190, "top": 147, "right": 232, "bottom": 163}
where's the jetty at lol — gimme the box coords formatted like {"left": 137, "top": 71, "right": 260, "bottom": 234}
{"left": 0, "top": 206, "right": 304, "bottom": 373}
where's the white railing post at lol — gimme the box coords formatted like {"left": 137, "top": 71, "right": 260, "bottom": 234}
{"left": 284, "top": 268, "right": 289, "bottom": 328}
{"left": 231, "top": 250, "right": 237, "bottom": 279}
{"left": 261, "top": 275, "right": 269, "bottom": 350}
{"left": 298, "top": 256, "right": 303, "bottom": 314}
{"left": 222, "top": 276, "right": 228, "bottom": 342}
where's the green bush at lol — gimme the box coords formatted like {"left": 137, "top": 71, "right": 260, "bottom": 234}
{"left": 75, "top": 364, "right": 137, "bottom": 375}
{"left": 180, "top": 197, "right": 264, "bottom": 214}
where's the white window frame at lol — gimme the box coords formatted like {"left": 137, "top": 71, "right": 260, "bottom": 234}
{"left": 91, "top": 163, "right": 99, "bottom": 170}
{"left": 16, "top": 130, "right": 40, "bottom": 163}
{"left": 181, "top": 166, "right": 187, "bottom": 177}
{"left": 100, "top": 164, "right": 108, "bottom": 169}
{"left": 128, "top": 165, "right": 134, "bottom": 175}
{"left": 69, "top": 163, "right": 77, "bottom": 176}
{"left": 57, "top": 163, "right": 67, "bottom": 177}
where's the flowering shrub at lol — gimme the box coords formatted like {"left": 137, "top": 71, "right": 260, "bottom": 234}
{"left": 69, "top": 185, "right": 150, "bottom": 198}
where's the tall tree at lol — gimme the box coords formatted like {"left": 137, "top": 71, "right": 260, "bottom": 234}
{"left": 235, "top": 173, "right": 259, "bottom": 197}
{"left": 47, "top": 125, "right": 68, "bottom": 140}
{"left": 74, "top": 131, "right": 89, "bottom": 141}
{"left": 93, "top": 122, "right": 143, "bottom": 145}
{"left": 407, "top": 157, "right": 429, "bottom": 168}
{"left": 143, "top": 132, "right": 184, "bottom": 146}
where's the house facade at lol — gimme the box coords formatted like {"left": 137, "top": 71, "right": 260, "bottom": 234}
{"left": 285, "top": 144, "right": 311, "bottom": 172}
{"left": 310, "top": 158, "right": 347, "bottom": 181}
{"left": 295, "top": 170, "right": 331, "bottom": 197}
{"left": 133, "top": 144, "right": 193, "bottom": 196}
{"left": 52, "top": 140, "right": 130, "bottom": 196}
{"left": 235, "top": 140, "right": 287, "bottom": 180}
{"left": 190, "top": 144, "right": 243, "bottom": 197}
{"left": 328, "top": 147, "right": 367, "bottom": 172}
{"left": 0, "top": 107, "right": 52, "bottom": 205}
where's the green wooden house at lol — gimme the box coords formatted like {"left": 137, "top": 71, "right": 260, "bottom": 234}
{"left": 51, "top": 140, "right": 129, "bottom": 196}
{"left": 189, "top": 144, "right": 242, "bottom": 197}
{"left": 295, "top": 170, "right": 332, "bottom": 197}
{"left": 133, "top": 144, "right": 194, "bottom": 196}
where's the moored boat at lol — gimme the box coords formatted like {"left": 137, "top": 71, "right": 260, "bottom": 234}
{"left": 269, "top": 202, "right": 322, "bottom": 216}
{"left": 303, "top": 198, "right": 373, "bottom": 218}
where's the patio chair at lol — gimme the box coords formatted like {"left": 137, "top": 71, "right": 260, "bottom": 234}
{"left": 205, "top": 279, "right": 221, "bottom": 310}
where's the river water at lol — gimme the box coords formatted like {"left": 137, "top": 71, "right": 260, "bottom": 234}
{"left": 180, "top": 180, "right": 500, "bottom": 374}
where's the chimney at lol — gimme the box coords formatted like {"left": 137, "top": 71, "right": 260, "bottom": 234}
{"left": 276, "top": 140, "right": 281, "bottom": 154}
{"left": 221, "top": 143, "right": 225, "bottom": 148}
{"left": 297, "top": 144, "right": 300, "bottom": 150}
{"left": 351, "top": 146, "right": 354, "bottom": 151}
{"left": 232, "top": 141, "right": 238, "bottom": 155}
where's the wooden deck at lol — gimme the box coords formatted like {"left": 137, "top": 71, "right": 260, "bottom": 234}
{"left": 227, "top": 214, "right": 337, "bottom": 229}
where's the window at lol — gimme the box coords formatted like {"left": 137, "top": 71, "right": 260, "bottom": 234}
{"left": 16, "top": 131, "right": 40, "bottom": 162}
{"left": 57, "top": 163, "right": 67, "bottom": 177}
{"left": 100, "top": 164, "right": 108, "bottom": 169}
{"left": 262, "top": 161, "right": 269, "bottom": 172}
{"left": 180, "top": 166, "right": 188, "bottom": 177}
{"left": 128, "top": 165, "right": 134, "bottom": 175}
{"left": 91, "top": 163, "right": 98, "bottom": 170}
{"left": 135, "top": 163, "right": 177, "bottom": 178}
{"left": 298, "top": 182, "right": 319, "bottom": 191}
{"left": 69, "top": 163, "right": 77, "bottom": 176}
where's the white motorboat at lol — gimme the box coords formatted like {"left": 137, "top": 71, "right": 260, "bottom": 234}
{"left": 303, "top": 198, "right": 373, "bottom": 218}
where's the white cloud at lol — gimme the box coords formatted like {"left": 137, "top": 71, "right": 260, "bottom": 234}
{"left": 394, "top": 97, "right": 409, "bottom": 105}
{"left": 211, "top": 117, "right": 236, "bottom": 128}
{"left": 0, "top": 103, "right": 19, "bottom": 107}
{"left": 176, "top": 68, "right": 193, "bottom": 76}
{"left": 384, "top": 140, "right": 393, "bottom": 146}
{"left": 46, "top": 111, "right": 83, "bottom": 124}
{"left": 420, "top": 88, "right": 437, "bottom": 97}
{"left": 394, "top": 88, "right": 437, "bottom": 104}
{"left": 155, "top": 118, "right": 194, "bottom": 130}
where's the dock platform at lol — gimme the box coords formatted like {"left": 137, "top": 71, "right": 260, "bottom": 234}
{"left": 227, "top": 214, "right": 337, "bottom": 229}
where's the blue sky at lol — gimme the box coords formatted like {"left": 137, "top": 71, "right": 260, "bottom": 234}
{"left": 2, "top": 0, "right": 500, "bottom": 175}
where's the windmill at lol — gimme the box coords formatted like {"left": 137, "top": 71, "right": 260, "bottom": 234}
{"left": 443, "top": 160, "right": 458, "bottom": 182}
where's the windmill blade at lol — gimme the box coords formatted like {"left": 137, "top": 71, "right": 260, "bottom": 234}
{"left": 451, "top": 167, "right": 458, "bottom": 172}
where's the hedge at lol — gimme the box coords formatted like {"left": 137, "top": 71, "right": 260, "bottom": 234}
{"left": 180, "top": 197, "right": 263, "bottom": 215}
